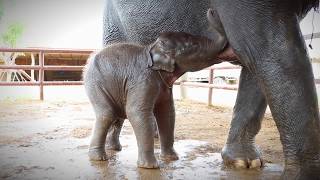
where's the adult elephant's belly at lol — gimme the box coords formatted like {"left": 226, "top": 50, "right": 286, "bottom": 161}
{"left": 109, "top": 0, "right": 212, "bottom": 45}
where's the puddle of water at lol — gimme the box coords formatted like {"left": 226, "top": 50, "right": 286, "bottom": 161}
{"left": 0, "top": 103, "right": 283, "bottom": 180}
{"left": 0, "top": 133, "right": 283, "bottom": 180}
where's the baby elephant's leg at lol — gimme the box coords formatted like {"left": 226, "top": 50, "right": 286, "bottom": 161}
{"left": 89, "top": 107, "right": 114, "bottom": 161}
{"left": 127, "top": 110, "right": 158, "bottom": 168}
{"left": 106, "top": 119, "right": 124, "bottom": 151}
{"left": 154, "top": 92, "right": 178, "bottom": 161}
{"left": 126, "top": 95, "right": 159, "bottom": 168}
{"left": 106, "top": 118, "right": 158, "bottom": 151}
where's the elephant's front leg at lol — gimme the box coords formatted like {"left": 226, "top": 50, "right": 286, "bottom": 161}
{"left": 105, "top": 115, "right": 159, "bottom": 151}
{"left": 126, "top": 92, "right": 159, "bottom": 168}
{"left": 222, "top": 67, "right": 267, "bottom": 169}
{"left": 154, "top": 89, "right": 178, "bottom": 161}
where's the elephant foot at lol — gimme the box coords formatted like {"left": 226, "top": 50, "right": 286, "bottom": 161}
{"left": 105, "top": 138, "right": 122, "bottom": 151}
{"left": 88, "top": 147, "right": 107, "bottom": 161}
{"left": 160, "top": 148, "right": 179, "bottom": 161}
{"left": 221, "top": 143, "right": 263, "bottom": 169}
{"left": 137, "top": 153, "right": 159, "bottom": 169}
{"left": 282, "top": 160, "right": 320, "bottom": 179}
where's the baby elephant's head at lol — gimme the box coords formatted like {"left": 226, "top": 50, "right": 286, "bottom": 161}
{"left": 147, "top": 32, "right": 193, "bottom": 72}
{"left": 147, "top": 32, "right": 225, "bottom": 73}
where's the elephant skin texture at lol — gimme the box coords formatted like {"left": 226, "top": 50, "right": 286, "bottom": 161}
{"left": 212, "top": 0, "right": 320, "bottom": 179}
{"left": 84, "top": 29, "right": 235, "bottom": 168}
{"left": 102, "top": 0, "right": 320, "bottom": 178}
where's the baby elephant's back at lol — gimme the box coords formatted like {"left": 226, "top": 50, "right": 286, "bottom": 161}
{"left": 93, "top": 43, "right": 146, "bottom": 74}
{"left": 83, "top": 43, "right": 149, "bottom": 115}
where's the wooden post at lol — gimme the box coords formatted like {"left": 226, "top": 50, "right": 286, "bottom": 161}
{"left": 180, "top": 73, "right": 188, "bottom": 99}
{"left": 31, "top": 53, "right": 35, "bottom": 81}
{"left": 208, "top": 69, "right": 214, "bottom": 106}
{"left": 39, "top": 51, "right": 44, "bottom": 100}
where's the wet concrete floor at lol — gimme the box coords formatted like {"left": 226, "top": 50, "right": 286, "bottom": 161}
{"left": 0, "top": 101, "right": 283, "bottom": 179}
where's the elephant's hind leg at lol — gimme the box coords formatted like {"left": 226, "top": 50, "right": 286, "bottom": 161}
{"left": 106, "top": 119, "right": 124, "bottom": 151}
{"left": 222, "top": 68, "right": 266, "bottom": 169}
{"left": 89, "top": 107, "right": 115, "bottom": 161}
{"left": 214, "top": 1, "right": 320, "bottom": 177}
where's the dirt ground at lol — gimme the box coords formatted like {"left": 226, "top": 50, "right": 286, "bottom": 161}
{"left": 0, "top": 99, "right": 283, "bottom": 179}
{"left": 174, "top": 100, "right": 282, "bottom": 164}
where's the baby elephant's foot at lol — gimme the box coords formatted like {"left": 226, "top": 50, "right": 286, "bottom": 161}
{"left": 105, "top": 140, "right": 122, "bottom": 151}
{"left": 105, "top": 133, "right": 122, "bottom": 151}
{"left": 160, "top": 148, "right": 179, "bottom": 161}
{"left": 138, "top": 153, "right": 159, "bottom": 169}
{"left": 88, "top": 147, "right": 107, "bottom": 161}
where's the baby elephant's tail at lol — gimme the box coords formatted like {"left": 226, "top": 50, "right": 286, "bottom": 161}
{"left": 82, "top": 51, "right": 99, "bottom": 83}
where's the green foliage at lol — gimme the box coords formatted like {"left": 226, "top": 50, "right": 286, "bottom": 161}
{"left": 1, "top": 23, "right": 24, "bottom": 47}
{"left": 0, "top": 0, "right": 24, "bottom": 47}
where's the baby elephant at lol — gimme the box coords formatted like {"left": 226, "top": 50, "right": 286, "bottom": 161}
{"left": 84, "top": 9, "right": 236, "bottom": 169}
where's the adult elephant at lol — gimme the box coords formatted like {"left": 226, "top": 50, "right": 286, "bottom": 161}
{"left": 102, "top": 0, "right": 320, "bottom": 178}
{"left": 102, "top": 0, "right": 216, "bottom": 150}
{"left": 212, "top": 1, "right": 320, "bottom": 178}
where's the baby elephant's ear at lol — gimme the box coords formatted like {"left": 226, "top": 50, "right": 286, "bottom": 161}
{"left": 147, "top": 44, "right": 175, "bottom": 72}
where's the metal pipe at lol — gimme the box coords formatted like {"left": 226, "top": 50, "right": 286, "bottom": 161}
{"left": 0, "top": 81, "right": 83, "bottom": 86}
{"left": 179, "top": 82, "right": 238, "bottom": 90}
{"left": 43, "top": 66, "right": 84, "bottom": 71}
{"left": 206, "top": 66, "right": 241, "bottom": 70}
{"left": 0, "top": 65, "right": 41, "bottom": 70}
{"left": 0, "top": 82, "right": 40, "bottom": 86}
{"left": 0, "top": 65, "right": 84, "bottom": 71}
{"left": 43, "top": 81, "right": 83, "bottom": 85}
{"left": 0, "top": 48, "right": 94, "bottom": 54}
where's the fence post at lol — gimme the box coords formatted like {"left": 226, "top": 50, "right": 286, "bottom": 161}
{"left": 180, "top": 73, "right": 188, "bottom": 99}
{"left": 208, "top": 69, "right": 214, "bottom": 106}
{"left": 39, "top": 51, "right": 44, "bottom": 100}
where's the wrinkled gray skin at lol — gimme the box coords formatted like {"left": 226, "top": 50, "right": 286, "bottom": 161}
{"left": 84, "top": 13, "right": 233, "bottom": 168}
{"left": 102, "top": 0, "right": 320, "bottom": 178}
{"left": 103, "top": 0, "right": 232, "bottom": 150}
{"left": 103, "top": 0, "right": 219, "bottom": 150}
{"left": 214, "top": 1, "right": 320, "bottom": 179}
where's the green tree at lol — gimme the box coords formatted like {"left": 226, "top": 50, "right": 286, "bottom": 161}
{"left": 1, "top": 23, "right": 24, "bottom": 47}
{"left": 0, "top": 0, "right": 24, "bottom": 47}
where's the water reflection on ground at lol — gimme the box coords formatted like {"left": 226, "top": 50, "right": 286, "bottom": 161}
{"left": 0, "top": 101, "right": 283, "bottom": 179}
{"left": 1, "top": 134, "right": 283, "bottom": 180}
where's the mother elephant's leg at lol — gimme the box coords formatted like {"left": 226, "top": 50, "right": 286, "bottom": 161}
{"left": 222, "top": 67, "right": 267, "bottom": 169}
{"left": 213, "top": 1, "right": 320, "bottom": 178}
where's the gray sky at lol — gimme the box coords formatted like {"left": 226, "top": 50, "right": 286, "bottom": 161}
{"left": 0, "top": 0, "right": 319, "bottom": 57}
